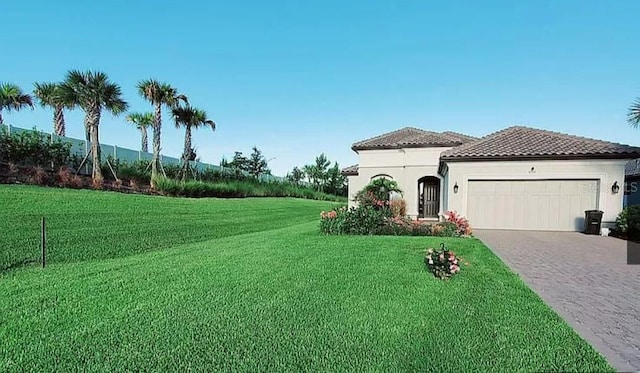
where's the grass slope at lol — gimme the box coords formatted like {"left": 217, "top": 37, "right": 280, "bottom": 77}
{"left": 0, "top": 223, "right": 611, "bottom": 371}
{"left": 0, "top": 185, "right": 339, "bottom": 271}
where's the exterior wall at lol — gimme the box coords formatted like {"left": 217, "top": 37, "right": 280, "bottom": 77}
{"left": 444, "top": 159, "right": 628, "bottom": 228}
{"left": 348, "top": 147, "right": 452, "bottom": 218}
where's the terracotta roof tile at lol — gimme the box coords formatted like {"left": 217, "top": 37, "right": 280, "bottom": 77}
{"left": 441, "top": 126, "right": 640, "bottom": 161}
{"left": 352, "top": 127, "right": 476, "bottom": 151}
{"left": 341, "top": 164, "right": 359, "bottom": 176}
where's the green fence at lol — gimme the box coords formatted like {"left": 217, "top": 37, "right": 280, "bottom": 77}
{"left": 0, "top": 124, "right": 249, "bottom": 176}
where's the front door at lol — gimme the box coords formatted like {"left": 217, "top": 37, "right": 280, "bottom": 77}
{"left": 418, "top": 177, "right": 440, "bottom": 218}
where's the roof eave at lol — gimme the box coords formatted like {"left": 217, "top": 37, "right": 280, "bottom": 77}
{"left": 352, "top": 143, "right": 461, "bottom": 151}
{"left": 440, "top": 153, "right": 640, "bottom": 162}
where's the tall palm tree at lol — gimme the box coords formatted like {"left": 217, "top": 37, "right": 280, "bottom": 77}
{"left": 628, "top": 98, "right": 640, "bottom": 128}
{"left": 0, "top": 82, "right": 34, "bottom": 125}
{"left": 137, "top": 79, "right": 187, "bottom": 187}
{"left": 33, "top": 82, "right": 74, "bottom": 136}
{"left": 172, "top": 105, "right": 216, "bottom": 179}
{"left": 126, "top": 112, "right": 154, "bottom": 152}
{"left": 59, "top": 70, "right": 128, "bottom": 181}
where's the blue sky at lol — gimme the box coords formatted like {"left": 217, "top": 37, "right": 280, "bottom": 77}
{"left": 3, "top": 1, "right": 640, "bottom": 175}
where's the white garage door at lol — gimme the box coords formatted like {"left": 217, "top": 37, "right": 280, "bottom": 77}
{"left": 467, "top": 179, "right": 599, "bottom": 231}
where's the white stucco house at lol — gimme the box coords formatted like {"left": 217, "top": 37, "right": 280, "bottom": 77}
{"left": 342, "top": 126, "right": 640, "bottom": 231}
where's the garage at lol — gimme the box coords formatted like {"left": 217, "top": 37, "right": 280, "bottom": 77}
{"left": 466, "top": 179, "right": 599, "bottom": 231}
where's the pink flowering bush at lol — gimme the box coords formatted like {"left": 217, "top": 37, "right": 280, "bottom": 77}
{"left": 425, "top": 243, "right": 464, "bottom": 279}
{"left": 445, "top": 210, "right": 472, "bottom": 236}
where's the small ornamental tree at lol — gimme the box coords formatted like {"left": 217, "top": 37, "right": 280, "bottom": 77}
{"left": 354, "top": 178, "right": 402, "bottom": 206}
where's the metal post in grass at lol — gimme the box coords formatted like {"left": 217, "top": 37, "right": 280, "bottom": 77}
{"left": 41, "top": 217, "right": 46, "bottom": 268}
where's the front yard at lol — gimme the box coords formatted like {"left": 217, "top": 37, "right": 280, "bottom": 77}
{"left": 0, "top": 187, "right": 612, "bottom": 371}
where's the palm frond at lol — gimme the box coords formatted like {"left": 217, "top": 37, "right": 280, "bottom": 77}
{"left": 0, "top": 82, "right": 34, "bottom": 112}
{"left": 60, "top": 70, "right": 127, "bottom": 114}
{"left": 628, "top": 98, "right": 640, "bottom": 128}
{"left": 127, "top": 112, "right": 155, "bottom": 129}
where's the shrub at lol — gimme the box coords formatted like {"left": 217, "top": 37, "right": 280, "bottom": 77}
{"left": 57, "top": 167, "right": 73, "bottom": 187}
{"left": 614, "top": 206, "right": 640, "bottom": 240}
{"left": 445, "top": 211, "right": 472, "bottom": 236}
{"left": 118, "top": 161, "right": 151, "bottom": 184}
{"left": 320, "top": 205, "right": 389, "bottom": 235}
{"left": 425, "top": 244, "right": 464, "bottom": 280}
{"left": 319, "top": 208, "right": 345, "bottom": 235}
{"left": 69, "top": 175, "right": 84, "bottom": 189}
{"left": 153, "top": 177, "right": 346, "bottom": 201}
{"left": 7, "top": 162, "right": 18, "bottom": 176}
{"left": 27, "top": 166, "right": 49, "bottom": 185}
{"left": 92, "top": 178, "right": 104, "bottom": 190}
{"left": 355, "top": 178, "right": 402, "bottom": 204}
{"left": 112, "top": 179, "right": 123, "bottom": 190}
{"left": 389, "top": 198, "right": 407, "bottom": 218}
{"left": 0, "top": 128, "right": 72, "bottom": 169}
{"left": 354, "top": 178, "right": 402, "bottom": 205}
{"left": 431, "top": 221, "right": 460, "bottom": 237}
{"left": 129, "top": 178, "right": 140, "bottom": 191}
{"left": 376, "top": 216, "right": 430, "bottom": 236}
{"left": 321, "top": 211, "right": 466, "bottom": 237}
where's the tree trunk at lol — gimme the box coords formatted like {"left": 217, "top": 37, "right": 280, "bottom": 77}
{"left": 181, "top": 125, "right": 192, "bottom": 180}
{"left": 0, "top": 109, "right": 3, "bottom": 125}
{"left": 84, "top": 113, "right": 91, "bottom": 143}
{"left": 141, "top": 127, "right": 148, "bottom": 153}
{"left": 54, "top": 105, "right": 65, "bottom": 136}
{"left": 150, "top": 102, "right": 162, "bottom": 188}
{"left": 88, "top": 106, "right": 103, "bottom": 182}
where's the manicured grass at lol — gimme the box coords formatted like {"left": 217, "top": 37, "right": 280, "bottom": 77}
{"left": 0, "top": 185, "right": 340, "bottom": 271}
{"left": 0, "top": 186, "right": 612, "bottom": 371}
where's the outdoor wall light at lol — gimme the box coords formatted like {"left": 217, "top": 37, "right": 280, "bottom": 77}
{"left": 612, "top": 181, "right": 620, "bottom": 194}
{"left": 453, "top": 182, "right": 459, "bottom": 194}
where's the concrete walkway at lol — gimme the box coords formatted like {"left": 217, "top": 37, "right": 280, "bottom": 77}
{"left": 475, "top": 230, "right": 640, "bottom": 372}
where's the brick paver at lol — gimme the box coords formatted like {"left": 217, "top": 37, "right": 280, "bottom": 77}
{"left": 475, "top": 230, "right": 640, "bottom": 372}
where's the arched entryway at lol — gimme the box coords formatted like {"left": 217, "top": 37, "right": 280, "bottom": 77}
{"left": 418, "top": 176, "right": 440, "bottom": 218}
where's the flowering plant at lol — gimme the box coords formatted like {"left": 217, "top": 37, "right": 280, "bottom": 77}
{"left": 320, "top": 210, "right": 338, "bottom": 219}
{"left": 445, "top": 210, "right": 472, "bottom": 236}
{"left": 425, "top": 243, "right": 464, "bottom": 279}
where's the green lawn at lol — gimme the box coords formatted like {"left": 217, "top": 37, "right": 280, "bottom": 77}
{"left": 0, "top": 185, "right": 339, "bottom": 271}
{"left": 0, "top": 186, "right": 612, "bottom": 371}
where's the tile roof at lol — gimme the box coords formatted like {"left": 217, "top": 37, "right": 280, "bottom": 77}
{"left": 351, "top": 127, "right": 476, "bottom": 151}
{"left": 440, "top": 126, "right": 640, "bottom": 161}
{"left": 341, "top": 164, "right": 359, "bottom": 176}
{"left": 441, "top": 131, "right": 478, "bottom": 143}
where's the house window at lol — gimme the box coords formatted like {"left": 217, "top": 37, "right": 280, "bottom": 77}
{"left": 371, "top": 174, "right": 393, "bottom": 181}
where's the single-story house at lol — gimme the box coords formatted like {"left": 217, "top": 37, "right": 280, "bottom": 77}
{"left": 342, "top": 126, "right": 640, "bottom": 231}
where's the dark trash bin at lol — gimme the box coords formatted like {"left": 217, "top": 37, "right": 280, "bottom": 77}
{"left": 584, "top": 210, "right": 603, "bottom": 235}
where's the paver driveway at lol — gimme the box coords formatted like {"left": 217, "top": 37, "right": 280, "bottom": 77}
{"left": 475, "top": 230, "right": 640, "bottom": 372}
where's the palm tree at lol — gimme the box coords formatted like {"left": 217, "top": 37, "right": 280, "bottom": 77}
{"left": 628, "top": 98, "right": 640, "bottom": 128}
{"left": 58, "top": 70, "right": 128, "bottom": 181}
{"left": 0, "top": 82, "right": 34, "bottom": 125}
{"left": 126, "top": 112, "right": 154, "bottom": 152}
{"left": 33, "top": 82, "right": 74, "bottom": 136}
{"left": 172, "top": 105, "right": 216, "bottom": 179}
{"left": 137, "top": 79, "right": 187, "bottom": 187}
